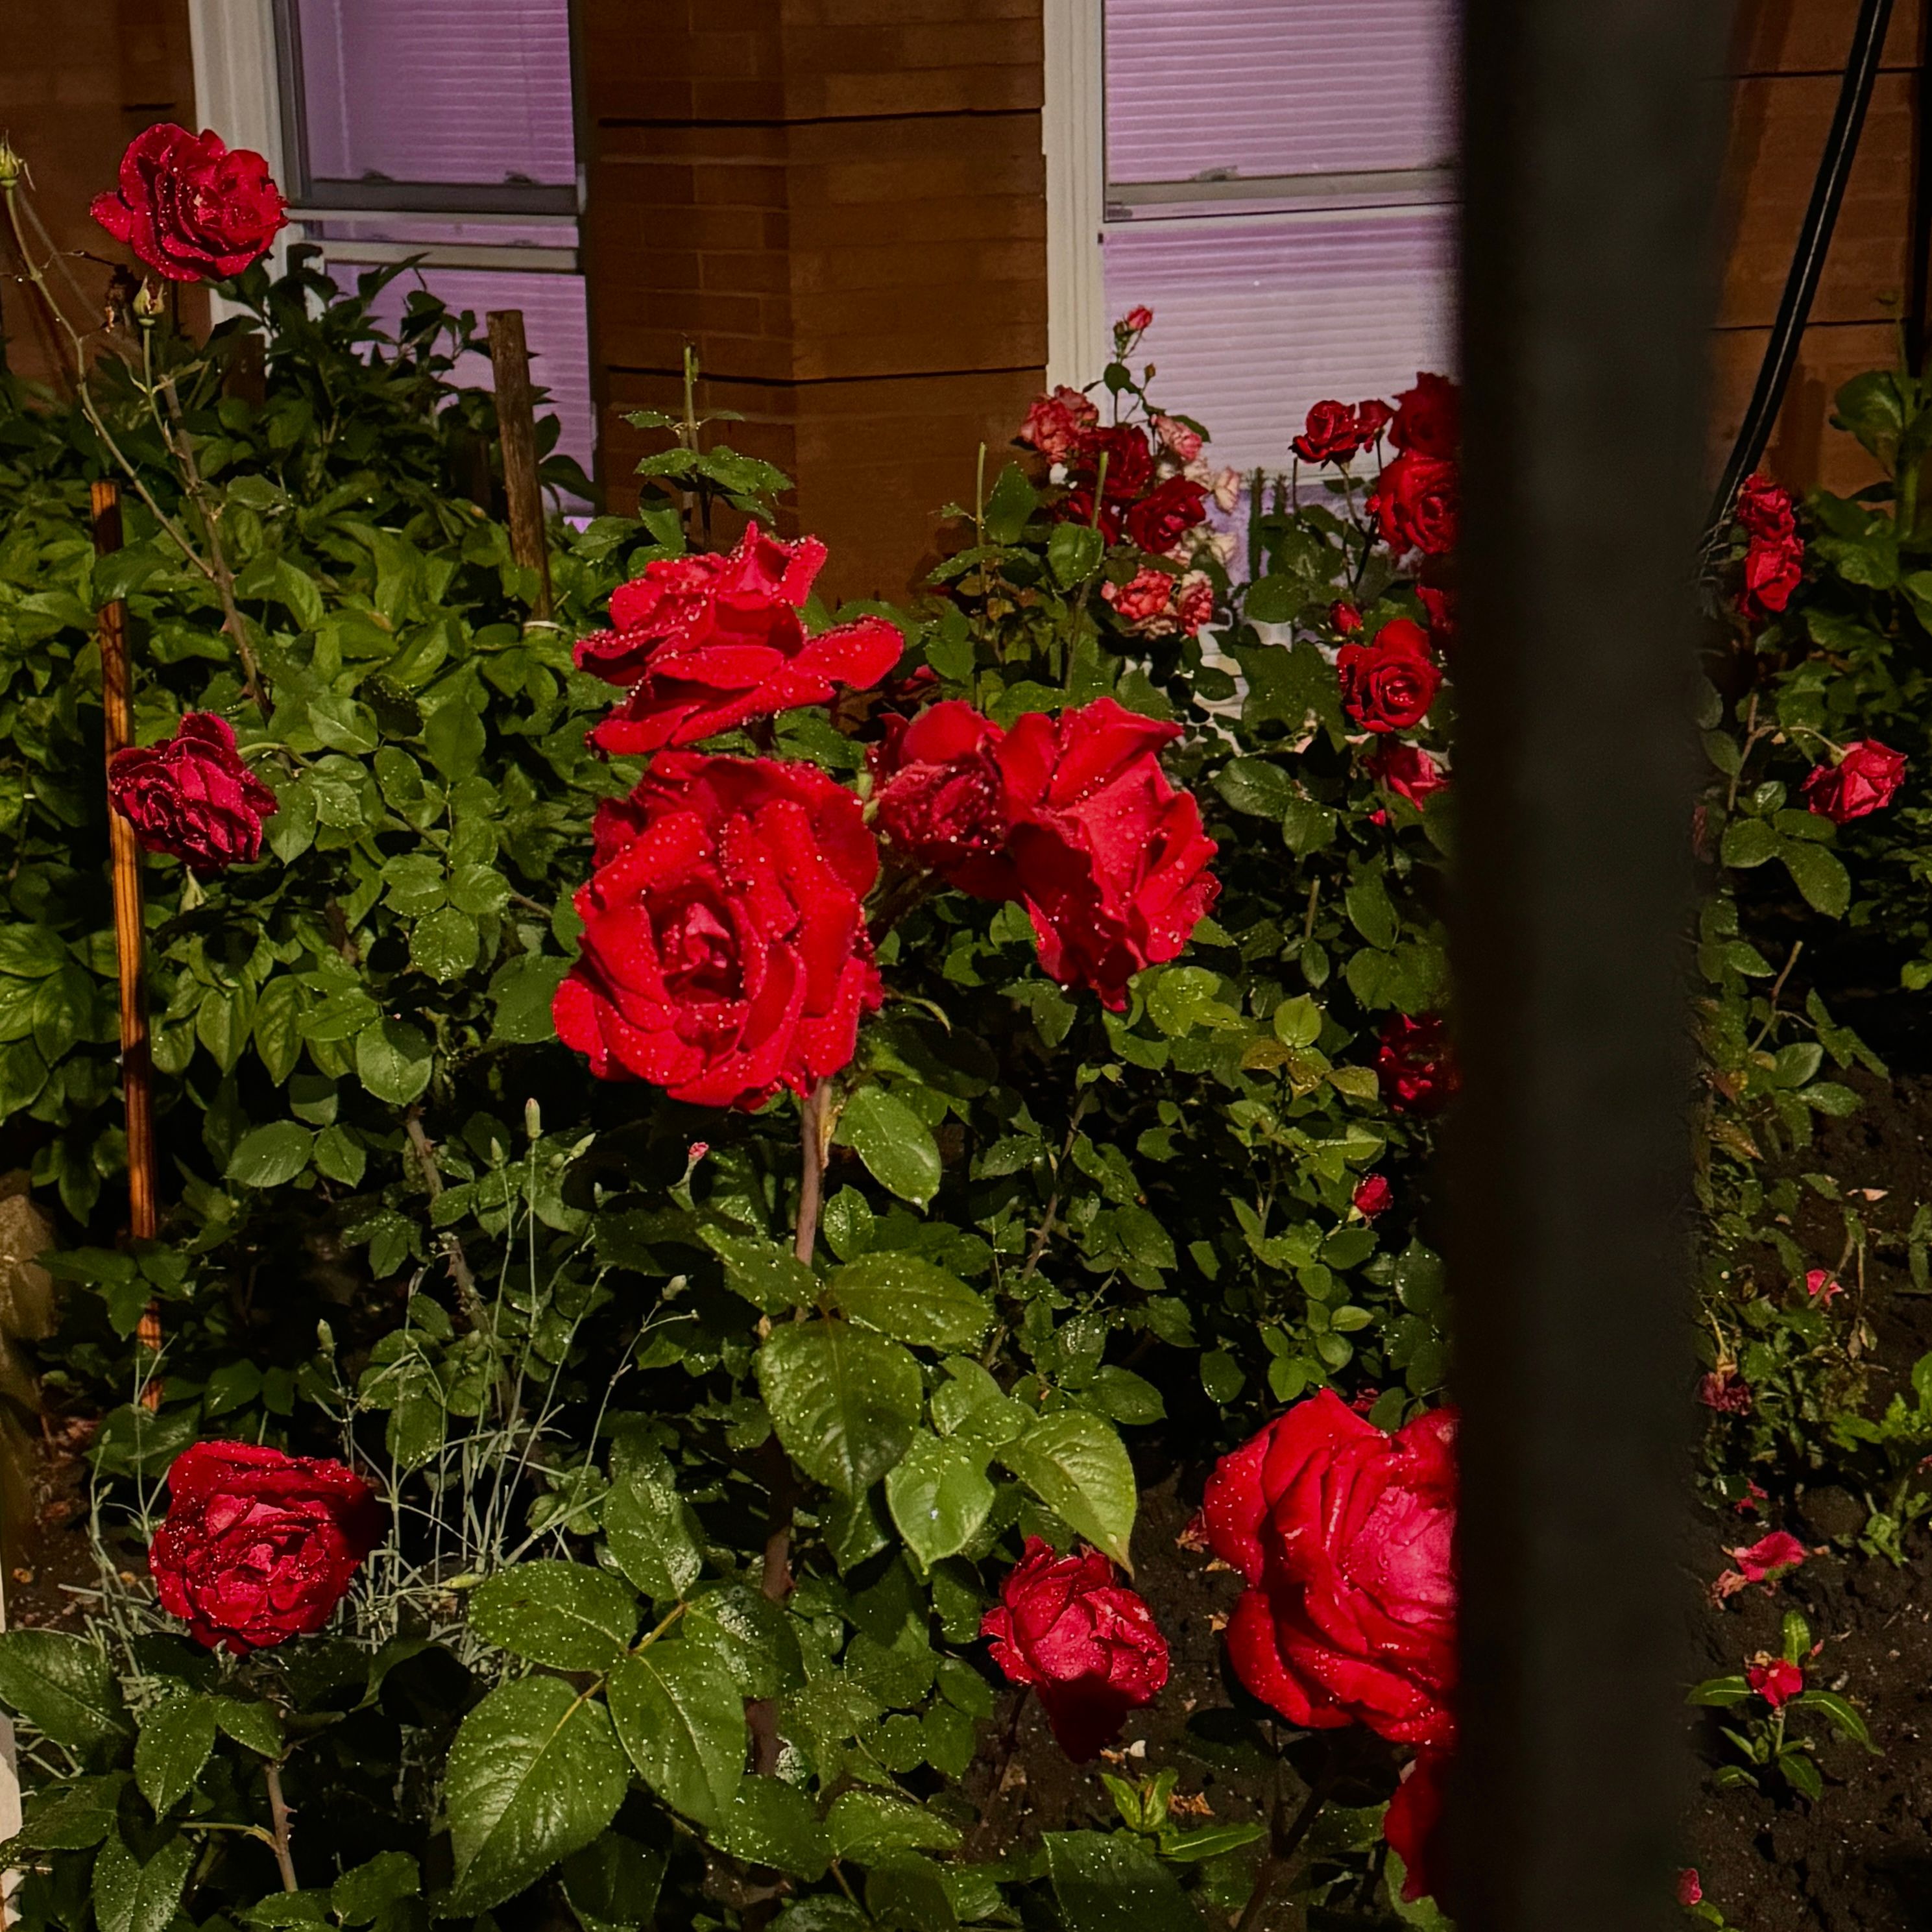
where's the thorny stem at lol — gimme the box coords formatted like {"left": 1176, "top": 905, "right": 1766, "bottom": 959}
{"left": 793, "top": 1081, "right": 832, "bottom": 1268}
{"left": 1746, "top": 939, "right": 1805, "bottom": 1052}
{"left": 1020, "top": 1088, "right": 1096, "bottom": 1279}
{"left": 263, "top": 1762, "right": 298, "bottom": 1892}
{"left": 1233, "top": 1748, "right": 1335, "bottom": 1932}
{"left": 156, "top": 372, "right": 268, "bottom": 714}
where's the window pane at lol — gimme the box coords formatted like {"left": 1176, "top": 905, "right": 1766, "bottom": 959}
{"left": 361, "top": 268, "right": 596, "bottom": 481}
{"left": 295, "top": 0, "right": 575, "bottom": 188}
{"left": 1104, "top": 0, "right": 1457, "bottom": 184}
{"left": 1102, "top": 211, "right": 1456, "bottom": 475}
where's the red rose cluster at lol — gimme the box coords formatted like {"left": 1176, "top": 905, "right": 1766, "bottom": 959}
{"left": 93, "top": 125, "right": 286, "bottom": 284}
{"left": 1733, "top": 472, "right": 1804, "bottom": 622}
{"left": 151, "top": 1442, "right": 382, "bottom": 1654}
{"left": 1368, "top": 374, "right": 1460, "bottom": 562}
{"left": 982, "top": 1538, "right": 1170, "bottom": 1760}
{"left": 871, "top": 697, "right": 1220, "bottom": 1011}
{"left": 108, "top": 712, "right": 278, "bottom": 873}
{"left": 1203, "top": 1390, "right": 1458, "bottom": 1903}
{"left": 1376, "top": 1011, "right": 1459, "bottom": 1115}
{"left": 555, "top": 524, "right": 1220, "bottom": 1102}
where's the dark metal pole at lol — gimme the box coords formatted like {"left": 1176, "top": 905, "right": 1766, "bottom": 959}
{"left": 1453, "top": 0, "right": 1732, "bottom": 1926}
{"left": 1709, "top": 0, "right": 1895, "bottom": 529}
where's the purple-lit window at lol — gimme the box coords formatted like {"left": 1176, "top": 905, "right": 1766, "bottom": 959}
{"left": 274, "top": 0, "right": 594, "bottom": 483}
{"left": 1100, "top": 0, "right": 1458, "bottom": 478}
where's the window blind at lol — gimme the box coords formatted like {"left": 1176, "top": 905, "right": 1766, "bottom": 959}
{"left": 295, "top": 0, "right": 576, "bottom": 188}
{"left": 1104, "top": 0, "right": 1458, "bottom": 184}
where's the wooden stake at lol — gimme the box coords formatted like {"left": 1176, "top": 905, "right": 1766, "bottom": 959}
{"left": 91, "top": 483, "right": 161, "bottom": 1403}
{"left": 485, "top": 309, "right": 553, "bottom": 620}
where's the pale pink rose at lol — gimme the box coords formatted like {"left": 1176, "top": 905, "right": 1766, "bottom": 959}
{"left": 1211, "top": 468, "right": 1243, "bottom": 513}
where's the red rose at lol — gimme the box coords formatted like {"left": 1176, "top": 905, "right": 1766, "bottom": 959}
{"left": 553, "top": 753, "right": 883, "bottom": 1109}
{"left": 869, "top": 700, "right": 1009, "bottom": 889}
{"left": 1740, "top": 529, "right": 1804, "bottom": 618}
{"left": 1376, "top": 1013, "right": 1459, "bottom": 1115}
{"left": 1416, "top": 581, "right": 1456, "bottom": 653}
{"left": 1337, "top": 620, "right": 1442, "bottom": 734}
{"left": 1202, "top": 1390, "right": 1457, "bottom": 1748}
{"left": 108, "top": 712, "right": 278, "bottom": 872}
{"left": 1124, "top": 476, "right": 1209, "bottom": 553}
{"left": 1735, "top": 472, "right": 1796, "bottom": 542}
{"left": 1385, "top": 1749, "right": 1451, "bottom": 1904}
{"left": 1354, "top": 399, "right": 1395, "bottom": 445}
{"left": 1800, "top": 739, "right": 1904, "bottom": 823}
{"left": 1368, "top": 741, "right": 1448, "bottom": 810}
{"left": 1020, "top": 385, "right": 1102, "bottom": 465}
{"left": 1122, "top": 304, "right": 1155, "bottom": 335}
{"left": 1353, "top": 1174, "right": 1394, "bottom": 1218}
{"left": 1677, "top": 1870, "right": 1704, "bottom": 1907}
{"left": 577, "top": 522, "right": 902, "bottom": 755}
{"left": 1388, "top": 374, "right": 1460, "bottom": 459}
{"left": 150, "top": 1442, "right": 382, "bottom": 1654}
{"left": 1370, "top": 452, "right": 1458, "bottom": 558}
{"left": 1293, "top": 400, "right": 1365, "bottom": 466}
{"left": 1698, "top": 1370, "right": 1752, "bottom": 1414}
{"left": 982, "top": 1538, "right": 1168, "bottom": 1759}
{"left": 91, "top": 125, "right": 286, "bottom": 284}
{"left": 1089, "top": 425, "right": 1156, "bottom": 501}
{"left": 1746, "top": 1654, "right": 1804, "bottom": 1708}
{"left": 1331, "top": 601, "right": 1365, "bottom": 636}
{"left": 993, "top": 699, "right": 1220, "bottom": 1010}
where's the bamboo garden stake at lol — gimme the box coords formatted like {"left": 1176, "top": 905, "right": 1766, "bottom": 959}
{"left": 90, "top": 482, "right": 162, "bottom": 1404}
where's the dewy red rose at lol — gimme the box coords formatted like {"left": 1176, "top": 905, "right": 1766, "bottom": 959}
{"left": 1370, "top": 452, "right": 1460, "bottom": 559}
{"left": 1368, "top": 741, "right": 1449, "bottom": 810}
{"left": 1352, "top": 1174, "right": 1394, "bottom": 1218}
{"left": 108, "top": 712, "right": 278, "bottom": 871}
{"left": 1388, "top": 372, "right": 1460, "bottom": 459}
{"left": 869, "top": 699, "right": 1011, "bottom": 889}
{"left": 92, "top": 124, "right": 286, "bottom": 282}
{"left": 982, "top": 1538, "right": 1168, "bottom": 1760}
{"left": 553, "top": 753, "right": 884, "bottom": 1108}
{"left": 150, "top": 1442, "right": 383, "bottom": 1654}
{"left": 1293, "top": 400, "right": 1366, "bottom": 466}
{"left": 1337, "top": 619, "right": 1442, "bottom": 734}
{"left": 1801, "top": 739, "right": 1905, "bottom": 824}
{"left": 991, "top": 697, "right": 1220, "bottom": 1010}
{"left": 1202, "top": 1388, "right": 1457, "bottom": 1748}
{"left": 577, "top": 521, "right": 902, "bottom": 755}
{"left": 1123, "top": 474, "right": 1209, "bottom": 553}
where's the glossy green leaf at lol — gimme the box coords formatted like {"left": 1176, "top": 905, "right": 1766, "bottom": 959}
{"left": 0, "top": 1630, "right": 127, "bottom": 1748}
{"left": 998, "top": 1410, "right": 1137, "bottom": 1569}
{"left": 826, "top": 1252, "right": 989, "bottom": 1349}
{"left": 607, "top": 1641, "right": 745, "bottom": 1827}
{"left": 1043, "top": 1831, "right": 1198, "bottom": 1932}
{"left": 757, "top": 1319, "right": 922, "bottom": 1494}
{"left": 134, "top": 1693, "right": 217, "bottom": 1816}
{"left": 713, "top": 1776, "right": 831, "bottom": 1881}
{"left": 601, "top": 1451, "right": 705, "bottom": 1602}
{"left": 839, "top": 1087, "right": 942, "bottom": 1206}
{"left": 356, "top": 1017, "right": 433, "bottom": 1105}
{"left": 225, "top": 1120, "right": 313, "bottom": 1189}
{"left": 92, "top": 1833, "right": 195, "bottom": 1932}
{"left": 885, "top": 1429, "right": 995, "bottom": 1566}
{"left": 467, "top": 1560, "right": 640, "bottom": 1671}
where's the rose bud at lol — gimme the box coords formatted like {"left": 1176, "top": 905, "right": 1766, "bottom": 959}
{"left": 982, "top": 1538, "right": 1169, "bottom": 1760}
{"left": 1353, "top": 1174, "right": 1394, "bottom": 1218}
{"left": 1677, "top": 1870, "right": 1704, "bottom": 1907}
{"left": 1800, "top": 740, "right": 1905, "bottom": 825}
{"left": 108, "top": 712, "right": 278, "bottom": 871}
{"left": 91, "top": 124, "right": 287, "bottom": 283}
{"left": 150, "top": 1442, "right": 383, "bottom": 1654}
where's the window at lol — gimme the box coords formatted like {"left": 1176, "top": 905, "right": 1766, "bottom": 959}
{"left": 1049, "top": 0, "right": 1459, "bottom": 477}
{"left": 258, "top": 0, "right": 594, "bottom": 479}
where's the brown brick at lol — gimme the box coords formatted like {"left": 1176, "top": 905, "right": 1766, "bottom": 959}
{"left": 1710, "top": 321, "right": 1900, "bottom": 496}
{"left": 1730, "top": 0, "right": 1923, "bottom": 75}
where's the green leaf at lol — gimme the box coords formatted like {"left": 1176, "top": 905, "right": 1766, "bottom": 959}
{"left": 1720, "top": 818, "right": 1778, "bottom": 869}
{"left": 225, "top": 1120, "right": 314, "bottom": 1189}
{"left": 1780, "top": 838, "right": 1850, "bottom": 918}
{"left": 1047, "top": 521, "right": 1105, "bottom": 587}
{"left": 607, "top": 1641, "right": 745, "bottom": 1828}
{"left": 757, "top": 1319, "right": 923, "bottom": 1494}
{"left": 1043, "top": 1831, "right": 1198, "bottom": 1932}
{"left": 603, "top": 1451, "right": 705, "bottom": 1602}
{"left": 885, "top": 1430, "right": 995, "bottom": 1567}
{"left": 826, "top": 1252, "right": 990, "bottom": 1349}
{"left": 826, "top": 1791, "right": 963, "bottom": 1862}
{"left": 713, "top": 1777, "right": 831, "bottom": 1881}
{"left": 1214, "top": 757, "right": 1295, "bottom": 819}
{"left": 134, "top": 1692, "right": 217, "bottom": 1816}
{"left": 0, "top": 1630, "right": 127, "bottom": 1748}
{"left": 331, "top": 1852, "right": 420, "bottom": 1925}
{"left": 12, "top": 1774, "right": 127, "bottom": 1850}
{"left": 490, "top": 953, "right": 568, "bottom": 1045}
{"left": 211, "top": 1697, "right": 284, "bottom": 1758}
{"left": 93, "top": 1833, "right": 195, "bottom": 1932}
{"left": 1791, "top": 1688, "right": 1876, "bottom": 1750}
{"left": 704, "top": 1229, "right": 818, "bottom": 1316}
{"left": 560, "top": 1835, "right": 666, "bottom": 1932}
{"left": 411, "top": 905, "right": 480, "bottom": 982}
{"left": 253, "top": 976, "right": 305, "bottom": 1085}
{"left": 1242, "top": 574, "right": 1304, "bottom": 625}
{"left": 998, "top": 1410, "right": 1137, "bottom": 1569}
{"left": 271, "top": 557, "right": 326, "bottom": 632}
{"left": 839, "top": 1087, "right": 943, "bottom": 1206}
{"left": 425, "top": 699, "right": 487, "bottom": 780}
{"left": 467, "top": 1561, "right": 640, "bottom": 1671}
{"left": 1344, "top": 871, "right": 1399, "bottom": 950}
{"left": 444, "top": 1677, "right": 629, "bottom": 1914}
{"left": 983, "top": 462, "right": 1041, "bottom": 545}
{"left": 313, "top": 1124, "right": 367, "bottom": 1187}
{"left": 356, "top": 1017, "right": 433, "bottom": 1105}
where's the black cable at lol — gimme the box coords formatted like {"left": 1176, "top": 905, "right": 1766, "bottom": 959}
{"left": 1707, "top": 0, "right": 1896, "bottom": 536}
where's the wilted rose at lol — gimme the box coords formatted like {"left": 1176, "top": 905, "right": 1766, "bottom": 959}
{"left": 1746, "top": 1654, "right": 1804, "bottom": 1708}
{"left": 108, "top": 712, "right": 278, "bottom": 871}
{"left": 1801, "top": 740, "right": 1905, "bottom": 824}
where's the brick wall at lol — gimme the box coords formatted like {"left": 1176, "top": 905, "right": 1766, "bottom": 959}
{"left": 1715, "top": 0, "right": 1927, "bottom": 495}
{"left": 0, "top": 0, "right": 203, "bottom": 389}
{"left": 578, "top": 0, "right": 1048, "bottom": 604}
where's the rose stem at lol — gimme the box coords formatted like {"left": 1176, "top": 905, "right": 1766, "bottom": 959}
{"left": 1233, "top": 1743, "right": 1335, "bottom": 1932}
{"left": 746, "top": 1081, "right": 833, "bottom": 1778}
{"left": 92, "top": 483, "right": 161, "bottom": 1409}
{"left": 263, "top": 1762, "right": 298, "bottom": 1892}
